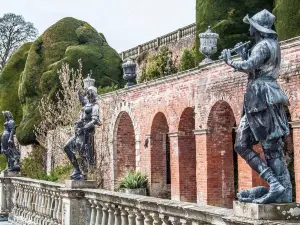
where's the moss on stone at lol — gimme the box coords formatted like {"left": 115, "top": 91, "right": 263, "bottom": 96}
{"left": 0, "top": 42, "right": 32, "bottom": 133}
{"left": 273, "top": 0, "right": 300, "bottom": 41}
{"left": 196, "top": 0, "right": 273, "bottom": 64}
{"left": 17, "top": 17, "right": 123, "bottom": 145}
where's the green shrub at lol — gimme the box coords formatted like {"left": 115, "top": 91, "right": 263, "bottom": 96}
{"left": 45, "top": 164, "right": 73, "bottom": 182}
{"left": 0, "top": 42, "right": 32, "bottom": 134}
{"left": 138, "top": 46, "right": 177, "bottom": 83}
{"left": 0, "top": 154, "right": 6, "bottom": 172}
{"left": 179, "top": 46, "right": 196, "bottom": 71}
{"left": 17, "top": 17, "right": 123, "bottom": 145}
{"left": 119, "top": 171, "right": 148, "bottom": 189}
{"left": 21, "top": 144, "right": 47, "bottom": 179}
{"left": 98, "top": 84, "right": 119, "bottom": 95}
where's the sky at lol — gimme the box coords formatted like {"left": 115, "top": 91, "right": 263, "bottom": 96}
{"left": 0, "top": 0, "right": 196, "bottom": 52}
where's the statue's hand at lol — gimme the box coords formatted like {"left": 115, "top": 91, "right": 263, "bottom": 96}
{"left": 234, "top": 42, "right": 248, "bottom": 59}
{"left": 220, "top": 49, "right": 232, "bottom": 65}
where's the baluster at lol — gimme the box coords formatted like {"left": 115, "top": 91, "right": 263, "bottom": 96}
{"left": 89, "top": 199, "right": 96, "bottom": 225}
{"left": 101, "top": 202, "right": 108, "bottom": 225}
{"left": 46, "top": 190, "right": 52, "bottom": 216}
{"left": 142, "top": 211, "right": 153, "bottom": 225}
{"left": 169, "top": 217, "right": 180, "bottom": 225}
{"left": 134, "top": 210, "right": 144, "bottom": 225}
{"left": 50, "top": 191, "right": 56, "bottom": 223}
{"left": 151, "top": 213, "right": 161, "bottom": 225}
{"left": 52, "top": 193, "right": 58, "bottom": 221}
{"left": 94, "top": 201, "right": 102, "bottom": 225}
{"left": 126, "top": 208, "right": 136, "bottom": 225}
{"left": 107, "top": 204, "right": 115, "bottom": 225}
{"left": 179, "top": 219, "right": 191, "bottom": 225}
{"left": 120, "top": 207, "right": 128, "bottom": 225}
{"left": 114, "top": 206, "right": 121, "bottom": 225}
{"left": 56, "top": 196, "right": 62, "bottom": 224}
{"left": 159, "top": 215, "right": 170, "bottom": 225}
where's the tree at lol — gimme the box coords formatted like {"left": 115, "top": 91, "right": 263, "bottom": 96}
{"left": 0, "top": 13, "right": 38, "bottom": 71}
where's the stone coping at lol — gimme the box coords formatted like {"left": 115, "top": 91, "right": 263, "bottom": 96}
{"left": 81, "top": 188, "right": 232, "bottom": 223}
{"left": 100, "top": 36, "right": 300, "bottom": 100}
{"left": 9, "top": 177, "right": 63, "bottom": 189}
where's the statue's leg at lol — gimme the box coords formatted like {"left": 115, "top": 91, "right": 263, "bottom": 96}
{"left": 63, "top": 137, "right": 83, "bottom": 180}
{"left": 262, "top": 138, "right": 292, "bottom": 203}
{"left": 235, "top": 116, "right": 285, "bottom": 204}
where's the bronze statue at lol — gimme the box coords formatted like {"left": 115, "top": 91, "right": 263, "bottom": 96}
{"left": 63, "top": 86, "right": 101, "bottom": 180}
{"left": 220, "top": 9, "right": 292, "bottom": 204}
{"left": 1, "top": 111, "right": 20, "bottom": 172}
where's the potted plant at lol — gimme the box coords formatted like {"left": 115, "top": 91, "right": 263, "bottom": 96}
{"left": 119, "top": 171, "right": 148, "bottom": 196}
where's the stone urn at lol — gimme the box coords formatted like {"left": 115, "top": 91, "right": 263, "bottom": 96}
{"left": 122, "top": 59, "right": 137, "bottom": 87}
{"left": 199, "top": 26, "right": 219, "bottom": 65}
{"left": 120, "top": 188, "right": 147, "bottom": 196}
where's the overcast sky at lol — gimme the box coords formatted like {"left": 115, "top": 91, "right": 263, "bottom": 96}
{"left": 1, "top": 0, "right": 195, "bottom": 52}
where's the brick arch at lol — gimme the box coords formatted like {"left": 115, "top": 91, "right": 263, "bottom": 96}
{"left": 108, "top": 102, "right": 140, "bottom": 188}
{"left": 150, "top": 112, "right": 170, "bottom": 198}
{"left": 114, "top": 111, "right": 136, "bottom": 182}
{"left": 206, "top": 100, "right": 236, "bottom": 208}
{"left": 178, "top": 107, "right": 196, "bottom": 202}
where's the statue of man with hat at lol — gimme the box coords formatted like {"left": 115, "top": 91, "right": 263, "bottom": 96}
{"left": 220, "top": 9, "right": 292, "bottom": 204}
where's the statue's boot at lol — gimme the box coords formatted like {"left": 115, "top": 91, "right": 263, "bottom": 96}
{"left": 64, "top": 145, "right": 83, "bottom": 180}
{"left": 267, "top": 157, "right": 292, "bottom": 203}
{"left": 247, "top": 155, "right": 285, "bottom": 204}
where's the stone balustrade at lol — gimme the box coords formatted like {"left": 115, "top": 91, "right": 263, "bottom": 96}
{"left": 0, "top": 177, "right": 234, "bottom": 225}
{"left": 7, "top": 177, "right": 63, "bottom": 225}
{"left": 120, "top": 23, "right": 196, "bottom": 61}
{"left": 1, "top": 176, "right": 296, "bottom": 224}
{"left": 83, "top": 189, "right": 232, "bottom": 225}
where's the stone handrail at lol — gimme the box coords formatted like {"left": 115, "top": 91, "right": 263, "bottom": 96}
{"left": 0, "top": 176, "right": 233, "bottom": 225}
{"left": 120, "top": 23, "right": 196, "bottom": 61}
{"left": 83, "top": 188, "right": 232, "bottom": 225}
{"left": 8, "top": 177, "right": 64, "bottom": 225}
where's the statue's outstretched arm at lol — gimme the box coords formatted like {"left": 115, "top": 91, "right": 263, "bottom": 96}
{"left": 230, "top": 42, "right": 270, "bottom": 73}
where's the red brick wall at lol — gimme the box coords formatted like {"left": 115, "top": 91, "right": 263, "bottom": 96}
{"left": 116, "top": 112, "right": 136, "bottom": 181}
{"left": 150, "top": 112, "right": 170, "bottom": 197}
{"left": 206, "top": 101, "right": 236, "bottom": 208}
{"left": 178, "top": 107, "right": 196, "bottom": 202}
{"left": 96, "top": 37, "right": 300, "bottom": 207}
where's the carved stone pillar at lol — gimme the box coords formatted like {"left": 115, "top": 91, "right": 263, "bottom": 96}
{"left": 60, "top": 189, "right": 86, "bottom": 225}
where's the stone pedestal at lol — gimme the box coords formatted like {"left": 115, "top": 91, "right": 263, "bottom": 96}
{"left": 61, "top": 180, "right": 98, "bottom": 225}
{"left": 0, "top": 171, "right": 21, "bottom": 178}
{"left": 64, "top": 180, "right": 97, "bottom": 189}
{"left": 233, "top": 201, "right": 300, "bottom": 220}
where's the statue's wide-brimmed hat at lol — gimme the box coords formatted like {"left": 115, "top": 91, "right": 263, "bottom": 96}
{"left": 243, "top": 9, "right": 277, "bottom": 34}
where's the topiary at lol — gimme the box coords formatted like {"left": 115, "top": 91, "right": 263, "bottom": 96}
{"left": 0, "top": 42, "right": 32, "bottom": 133}
{"left": 17, "top": 17, "right": 123, "bottom": 145}
{"left": 273, "top": 0, "right": 300, "bottom": 41}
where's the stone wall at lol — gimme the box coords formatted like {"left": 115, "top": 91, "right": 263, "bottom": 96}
{"left": 93, "top": 36, "right": 300, "bottom": 208}
{"left": 119, "top": 23, "right": 196, "bottom": 79}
